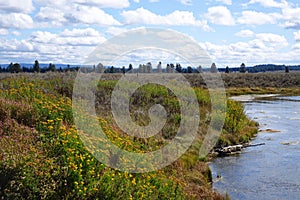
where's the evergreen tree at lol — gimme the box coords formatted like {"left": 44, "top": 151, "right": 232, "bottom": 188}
{"left": 110, "top": 66, "right": 115, "bottom": 73}
{"left": 285, "top": 66, "right": 289, "bottom": 73}
{"left": 240, "top": 63, "right": 246, "bottom": 73}
{"left": 10, "top": 63, "right": 22, "bottom": 73}
{"left": 166, "top": 64, "right": 171, "bottom": 73}
{"left": 170, "top": 63, "right": 175, "bottom": 73}
{"left": 146, "top": 62, "right": 152, "bottom": 73}
{"left": 142, "top": 64, "right": 147, "bottom": 73}
{"left": 33, "top": 60, "right": 40, "bottom": 73}
{"left": 210, "top": 63, "right": 218, "bottom": 73}
{"left": 138, "top": 64, "right": 143, "bottom": 73}
{"left": 175, "top": 63, "right": 182, "bottom": 73}
{"left": 128, "top": 64, "right": 133, "bottom": 73}
{"left": 225, "top": 66, "right": 230, "bottom": 73}
{"left": 22, "top": 66, "right": 30, "bottom": 72}
{"left": 197, "top": 65, "right": 203, "bottom": 73}
{"left": 66, "top": 64, "right": 70, "bottom": 72}
{"left": 157, "top": 62, "right": 162, "bottom": 73}
{"left": 7, "top": 62, "right": 13, "bottom": 73}
{"left": 49, "top": 63, "right": 56, "bottom": 72}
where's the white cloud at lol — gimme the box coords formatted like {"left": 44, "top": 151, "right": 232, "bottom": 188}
{"left": 0, "top": 28, "right": 8, "bottom": 35}
{"left": 200, "top": 32, "right": 289, "bottom": 66}
{"left": 67, "top": 6, "right": 121, "bottom": 26}
{"left": 81, "top": 0, "right": 130, "bottom": 8}
{"left": 30, "top": 31, "right": 57, "bottom": 43}
{"left": 31, "top": 28, "right": 106, "bottom": 46}
{"left": 199, "top": 20, "right": 212, "bottom": 32}
{"left": 0, "top": 13, "right": 33, "bottom": 29}
{"left": 35, "top": 0, "right": 130, "bottom": 9}
{"left": 244, "top": 0, "right": 288, "bottom": 9}
{"left": 121, "top": 7, "right": 210, "bottom": 30}
{"left": 0, "top": 28, "right": 107, "bottom": 64}
{"left": 180, "top": 0, "right": 192, "bottom": 5}
{"left": 133, "top": 0, "right": 140, "bottom": 3}
{"left": 16, "top": 40, "right": 34, "bottom": 52}
{"left": 35, "top": 7, "right": 67, "bottom": 26}
{"left": 61, "top": 28, "right": 101, "bottom": 37}
{"left": 205, "top": 6, "right": 235, "bottom": 26}
{"left": 292, "top": 43, "right": 300, "bottom": 50}
{"left": 0, "top": 39, "right": 34, "bottom": 52}
{"left": 255, "top": 33, "right": 288, "bottom": 47}
{"left": 12, "top": 31, "right": 21, "bottom": 36}
{"left": 216, "top": 0, "right": 232, "bottom": 5}
{"left": 0, "top": 0, "right": 34, "bottom": 13}
{"left": 235, "top": 29, "right": 254, "bottom": 37}
{"left": 281, "top": 6, "right": 300, "bottom": 29}
{"left": 106, "top": 27, "right": 128, "bottom": 36}
{"left": 238, "top": 11, "right": 281, "bottom": 25}
{"left": 293, "top": 31, "right": 300, "bottom": 41}
{"left": 73, "top": 0, "right": 130, "bottom": 8}
{"left": 36, "top": 5, "right": 121, "bottom": 27}
{"left": 34, "top": 0, "right": 67, "bottom": 7}
{"left": 1, "top": 27, "right": 102, "bottom": 64}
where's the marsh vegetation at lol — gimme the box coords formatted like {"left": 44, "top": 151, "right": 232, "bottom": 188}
{"left": 1, "top": 71, "right": 298, "bottom": 199}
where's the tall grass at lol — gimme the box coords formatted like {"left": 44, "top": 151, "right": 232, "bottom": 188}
{"left": 0, "top": 73, "right": 259, "bottom": 199}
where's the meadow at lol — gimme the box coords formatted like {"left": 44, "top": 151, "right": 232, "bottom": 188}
{"left": 0, "top": 71, "right": 285, "bottom": 199}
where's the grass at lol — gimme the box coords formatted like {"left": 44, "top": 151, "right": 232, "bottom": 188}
{"left": 2, "top": 71, "right": 296, "bottom": 199}
{"left": 181, "top": 72, "right": 300, "bottom": 96}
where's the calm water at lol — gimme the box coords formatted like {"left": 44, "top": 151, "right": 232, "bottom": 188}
{"left": 210, "top": 96, "right": 300, "bottom": 200}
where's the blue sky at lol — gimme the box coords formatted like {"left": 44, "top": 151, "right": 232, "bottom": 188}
{"left": 1, "top": 0, "right": 300, "bottom": 67}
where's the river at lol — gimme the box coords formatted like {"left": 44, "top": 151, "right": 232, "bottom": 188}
{"left": 210, "top": 95, "right": 300, "bottom": 200}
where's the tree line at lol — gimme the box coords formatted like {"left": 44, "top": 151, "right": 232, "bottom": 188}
{"left": 0, "top": 60, "right": 79, "bottom": 73}
{"left": 1, "top": 60, "right": 298, "bottom": 74}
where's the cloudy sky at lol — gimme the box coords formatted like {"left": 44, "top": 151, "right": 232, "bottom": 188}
{"left": 1, "top": 0, "right": 300, "bottom": 67}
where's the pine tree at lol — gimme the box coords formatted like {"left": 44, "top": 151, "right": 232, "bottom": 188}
{"left": 197, "top": 65, "right": 203, "bottom": 73}
{"left": 210, "top": 63, "right": 218, "bottom": 73}
{"left": 157, "top": 62, "right": 162, "bottom": 73}
{"left": 240, "top": 63, "right": 246, "bottom": 73}
{"left": 128, "top": 64, "right": 133, "bottom": 73}
{"left": 285, "top": 66, "right": 289, "bottom": 73}
{"left": 225, "top": 66, "right": 230, "bottom": 73}
{"left": 175, "top": 63, "right": 182, "bottom": 73}
{"left": 49, "top": 63, "right": 56, "bottom": 72}
{"left": 33, "top": 60, "right": 40, "bottom": 73}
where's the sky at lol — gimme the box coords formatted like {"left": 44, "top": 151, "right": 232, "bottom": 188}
{"left": 1, "top": 0, "right": 300, "bottom": 68}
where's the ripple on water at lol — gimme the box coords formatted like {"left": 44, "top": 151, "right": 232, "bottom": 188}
{"left": 210, "top": 96, "right": 300, "bottom": 200}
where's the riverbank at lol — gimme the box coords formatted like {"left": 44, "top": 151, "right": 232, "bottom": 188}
{"left": 1, "top": 72, "right": 299, "bottom": 199}
{"left": 0, "top": 73, "right": 227, "bottom": 199}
